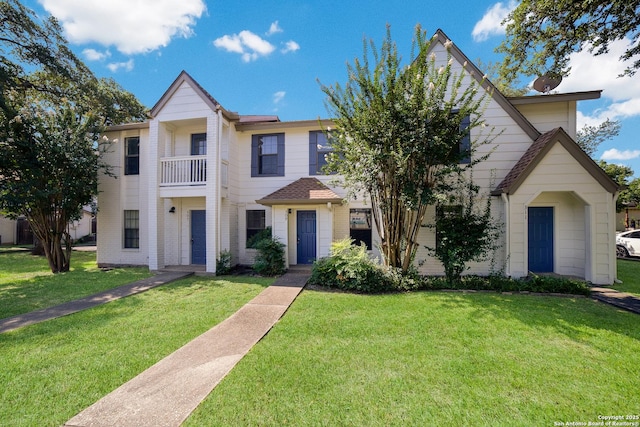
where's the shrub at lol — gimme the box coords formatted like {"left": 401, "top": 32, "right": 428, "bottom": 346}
{"left": 247, "top": 226, "right": 272, "bottom": 249}
{"left": 253, "top": 237, "right": 286, "bottom": 276}
{"left": 216, "top": 250, "right": 232, "bottom": 275}
{"left": 309, "top": 238, "right": 394, "bottom": 293}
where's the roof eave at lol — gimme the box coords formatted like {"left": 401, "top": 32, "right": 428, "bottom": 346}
{"left": 256, "top": 197, "right": 343, "bottom": 207}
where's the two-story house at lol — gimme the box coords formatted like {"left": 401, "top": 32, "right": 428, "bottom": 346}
{"left": 97, "top": 30, "right": 619, "bottom": 285}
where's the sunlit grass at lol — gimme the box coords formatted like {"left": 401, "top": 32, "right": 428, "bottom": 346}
{"left": 186, "top": 290, "right": 640, "bottom": 426}
{"left": 614, "top": 259, "right": 640, "bottom": 296}
{"left": 0, "top": 248, "right": 151, "bottom": 318}
{"left": 0, "top": 275, "right": 272, "bottom": 427}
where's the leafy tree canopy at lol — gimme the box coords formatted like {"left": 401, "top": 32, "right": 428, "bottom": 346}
{"left": 497, "top": 0, "right": 640, "bottom": 85}
{"left": 0, "top": 0, "right": 147, "bottom": 272}
{"left": 576, "top": 118, "right": 621, "bottom": 157}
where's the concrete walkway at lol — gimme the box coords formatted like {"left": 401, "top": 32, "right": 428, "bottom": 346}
{"left": 591, "top": 286, "right": 640, "bottom": 315}
{"left": 0, "top": 271, "right": 192, "bottom": 334}
{"left": 65, "top": 266, "right": 310, "bottom": 427}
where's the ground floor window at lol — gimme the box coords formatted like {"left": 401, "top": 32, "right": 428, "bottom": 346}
{"left": 124, "top": 210, "right": 139, "bottom": 249}
{"left": 246, "top": 210, "right": 267, "bottom": 248}
{"left": 350, "top": 208, "right": 372, "bottom": 250}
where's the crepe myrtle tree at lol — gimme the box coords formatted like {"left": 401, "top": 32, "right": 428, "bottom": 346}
{"left": 0, "top": 92, "right": 111, "bottom": 272}
{"left": 320, "top": 25, "right": 497, "bottom": 273}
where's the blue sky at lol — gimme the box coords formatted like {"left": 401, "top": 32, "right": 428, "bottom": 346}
{"left": 23, "top": 0, "right": 640, "bottom": 177}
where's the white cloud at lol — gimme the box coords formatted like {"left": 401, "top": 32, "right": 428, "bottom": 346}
{"left": 282, "top": 40, "right": 300, "bottom": 54}
{"left": 273, "top": 91, "right": 286, "bottom": 104}
{"left": 83, "top": 48, "right": 110, "bottom": 61}
{"left": 214, "top": 30, "right": 276, "bottom": 62}
{"left": 39, "top": 0, "right": 206, "bottom": 55}
{"left": 267, "top": 21, "right": 283, "bottom": 36}
{"left": 562, "top": 37, "right": 640, "bottom": 128}
{"left": 107, "top": 59, "right": 134, "bottom": 73}
{"left": 601, "top": 148, "right": 640, "bottom": 161}
{"left": 472, "top": 1, "right": 517, "bottom": 42}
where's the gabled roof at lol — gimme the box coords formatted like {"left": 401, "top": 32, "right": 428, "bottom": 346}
{"left": 149, "top": 71, "right": 239, "bottom": 120}
{"left": 256, "top": 178, "right": 343, "bottom": 206}
{"left": 491, "top": 127, "right": 619, "bottom": 195}
{"left": 430, "top": 29, "right": 541, "bottom": 141}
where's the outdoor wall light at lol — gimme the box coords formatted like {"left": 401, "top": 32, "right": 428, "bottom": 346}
{"left": 169, "top": 206, "right": 176, "bottom": 213}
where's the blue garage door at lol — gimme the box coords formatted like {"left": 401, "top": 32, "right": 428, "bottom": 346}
{"left": 297, "top": 211, "right": 317, "bottom": 264}
{"left": 191, "top": 210, "right": 206, "bottom": 265}
{"left": 528, "top": 207, "right": 554, "bottom": 272}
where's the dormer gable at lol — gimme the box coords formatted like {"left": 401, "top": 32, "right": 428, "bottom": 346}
{"left": 150, "top": 70, "right": 239, "bottom": 121}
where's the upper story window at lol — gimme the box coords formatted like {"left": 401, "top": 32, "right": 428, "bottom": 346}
{"left": 124, "top": 136, "right": 140, "bottom": 175}
{"left": 309, "top": 131, "right": 334, "bottom": 175}
{"left": 251, "top": 133, "right": 285, "bottom": 177}
{"left": 191, "top": 133, "right": 206, "bottom": 155}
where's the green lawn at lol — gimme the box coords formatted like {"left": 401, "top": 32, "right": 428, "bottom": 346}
{"left": 615, "top": 258, "right": 640, "bottom": 296}
{"left": 0, "top": 275, "right": 271, "bottom": 427}
{"left": 0, "top": 248, "right": 151, "bottom": 319}
{"left": 186, "top": 291, "right": 640, "bottom": 426}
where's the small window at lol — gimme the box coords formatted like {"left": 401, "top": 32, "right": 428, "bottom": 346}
{"left": 191, "top": 133, "right": 206, "bottom": 155}
{"left": 350, "top": 208, "right": 372, "bottom": 250}
{"left": 309, "top": 130, "right": 334, "bottom": 175}
{"left": 459, "top": 115, "right": 471, "bottom": 164}
{"left": 124, "top": 137, "right": 140, "bottom": 175}
{"left": 251, "top": 134, "right": 285, "bottom": 177}
{"left": 436, "top": 205, "right": 462, "bottom": 249}
{"left": 124, "top": 210, "right": 139, "bottom": 249}
{"left": 246, "top": 210, "right": 266, "bottom": 248}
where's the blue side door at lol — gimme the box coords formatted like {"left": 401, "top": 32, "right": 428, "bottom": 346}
{"left": 191, "top": 210, "right": 206, "bottom": 265}
{"left": 297, "top": 210, "right": 316, "bottom": 264}
{"left": 528, "top": 207, "right": 553, "bottom": 272}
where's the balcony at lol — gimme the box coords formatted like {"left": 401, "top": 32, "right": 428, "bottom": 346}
{"left": 160, "top": 156, "right": 206, "bottom": 187}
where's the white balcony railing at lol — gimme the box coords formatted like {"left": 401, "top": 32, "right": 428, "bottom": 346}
{"left": 160, "top": 156, "right": 206, "bottom": 186}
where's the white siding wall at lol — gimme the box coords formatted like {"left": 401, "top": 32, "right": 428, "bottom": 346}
{"left": 0, "top": 217, "right": 16, "bottom": 245}
{"left": 97, "top": 128, "right": 150, "bottom": 267}
{"left": 514, "top": 102, "right": 577, "bottom": 138}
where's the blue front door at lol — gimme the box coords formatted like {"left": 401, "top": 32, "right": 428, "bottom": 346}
{"left": 191, "top": 210, "right": 206, "bottom": 265}
{"left": 297, "top": 210, "right": 316, "bottom": 264}
{"left": 528, "top": 207, "right": 553, "bottom": 272}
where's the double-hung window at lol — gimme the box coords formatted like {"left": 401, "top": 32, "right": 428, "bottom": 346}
{"left": 124, "top": 210, "right": 140, "bottom": 249}
{"left": 246, "top": 210, "right": 266, "bottom": 248}
{"left": 309, "top": 130, "right": 333, "bottom": 175}
{"left": 191, "top": 133, "right": 207, "bottom": 155}
{"left": 124, "top": 136, "right": 140, "bottom": 175}
{"left": 251, "top": 133, "right": 285, "bottom": 177}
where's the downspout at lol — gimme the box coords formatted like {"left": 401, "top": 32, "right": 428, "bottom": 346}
{"left": 612, "top": 191, "right": 620, "bottom": 284}
{"left": 501, "top": 193, "right": 510, "bottom": 277}
{"left": 217, "top": 109, "right": 223, "bottom": 260}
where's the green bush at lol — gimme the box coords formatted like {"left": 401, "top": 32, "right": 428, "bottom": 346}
{"left": 419, "top": 273, "right": 590, "bottom": 296}
{"left": 309, "top": 238, "right": 394, "bottom": 293}
{"left": 247, "top": 226, "right": 272, "bottom": 249}
{"left": 216, "top": 250, "right": 232, "bottom": 275}
{"left": 253, "top": 237, "right": 286, "bottom": 277}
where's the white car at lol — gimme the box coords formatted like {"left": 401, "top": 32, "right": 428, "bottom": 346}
{"left": 616, "top": 230, "right": 640, "bottom": 258}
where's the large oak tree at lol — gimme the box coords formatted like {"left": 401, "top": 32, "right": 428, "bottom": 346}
{"left": 0, "top": 0, "right": 146, "bottom": 272}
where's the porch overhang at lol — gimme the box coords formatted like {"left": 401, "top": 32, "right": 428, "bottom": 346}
{"left": 256, "top": 177, "right": 343, "bottom": 206}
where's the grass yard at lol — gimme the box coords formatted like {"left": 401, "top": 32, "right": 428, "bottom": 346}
{"left": 186, "top": 290, "right": 640, "bottom": 426}
{"left": 0, "top": 275, "right": 272, "bottom": 427}
{"left": 615, "top": 258, "right": 640, "bottom": 296}
{"left": 0, "top": 248, "right": 151, "bottom": 319}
